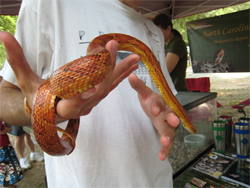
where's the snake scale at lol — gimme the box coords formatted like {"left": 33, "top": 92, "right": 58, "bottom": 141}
{"left": 26, "top": 33, "right": 196, "bottom": 156}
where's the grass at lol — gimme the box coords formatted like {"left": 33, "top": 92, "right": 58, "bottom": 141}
{"left": 210, "top": 77, "right": 250, "bottom": 121}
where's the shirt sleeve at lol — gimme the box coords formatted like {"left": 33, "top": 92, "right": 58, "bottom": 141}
{"left": 168, "top": 38, "right": 186, "bottom": 59}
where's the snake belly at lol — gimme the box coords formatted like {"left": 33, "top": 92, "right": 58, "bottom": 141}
{"left": 30, "top": 33, "right": 196, "bottom": 156}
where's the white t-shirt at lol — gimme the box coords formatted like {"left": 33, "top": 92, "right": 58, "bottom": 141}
{"left": 0, "top": 0, "right": 177, "bottom": 187}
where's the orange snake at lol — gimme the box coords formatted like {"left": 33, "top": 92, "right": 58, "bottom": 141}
{"left": 26, "top": 33, "right": 196, "bottom": 156}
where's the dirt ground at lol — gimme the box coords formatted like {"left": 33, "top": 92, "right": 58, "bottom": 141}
{"left": 8, "top": 67, "right": 250, "bottom": 188}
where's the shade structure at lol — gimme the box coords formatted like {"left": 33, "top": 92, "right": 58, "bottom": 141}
{"left": 1, "top": 0, "right": 249, "bottom": 19}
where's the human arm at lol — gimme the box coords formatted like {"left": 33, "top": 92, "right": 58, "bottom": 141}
{"left": 0, "top": 127, "right": 12, "bottom": 135}
{"left": 0, "top": 79, "right": 32, "bottom": 126}
{"left": 0, "top": 31, "right": 139, "bottom": 125}
{"left": 165, "top": 37, "right": 187, "bottom": 74}
{"left": 165, "top": 52, "right": 180, "bottom": 74}
{"left": 128, "top": 73, "right": 179, "bottom": 161}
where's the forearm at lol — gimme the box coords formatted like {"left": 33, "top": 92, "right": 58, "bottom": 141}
{"left": 0, "top": 86, "right": 31, "bottom": 126}
{"left": 165, "top": 53, "right": 179, "bottom": 74}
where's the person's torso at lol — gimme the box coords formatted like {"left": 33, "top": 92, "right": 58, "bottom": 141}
{"left": 166, "top": 36, "right": 188, "bottom": 91}
{"left": 1, "top": 0, "right": 174, "bottom": 187}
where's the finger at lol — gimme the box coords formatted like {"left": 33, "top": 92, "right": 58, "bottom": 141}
{"left": 110, "top": 63, "right": 138, "bottom": 91}
{"left": 85, "top": 40, "right": 137, "bottom": 98}
{"left": 78, "top": 42, "right": 140, "bottom": 113}
{"left": 158, "top": 118, "right": 177, "bottom": 160}
{"left": 56, "top": 87, "right": 96, "bottom": 119}
{"left": 56, "top": 40, "right": 119, "bottom": 119}
{"left": 159, "top": 139, "right": 172, "bottom": 161}
{"left": 128, "top": 73, "right": 153, "bottom": 99}
{"left": 0, "top": 31, "right": 31, "bottom": 78}
{"left": 129, "top": 73, "right": 167, "bottom": 118}
{"left": 89, "top": 40, "right": 119, "bottom": 98}
{"left": 160, "top": 130, "right": 174, "bottom": 149}
{"left": 158, "top": 128, "right": 175, "bottom": 161}
{"left": 157, "top": 113, "right": 177, "bottom": 147}
{"left": 159, "top": 145, "right": 169, "bottom": 161}
{"left": 0, "top": 31, "right": 43, "bottom": 103}
{"left": 155, "top": 109, "right": 179, "bottom": 130}
{"left": 150, "top": 96, "right": 167, "bottom": 117}
{"left": 165, "top": 112, "right": 179, "bottom": 128}
{"left": 128, "top": 73, "right": 148, "bottom": 94}
{"left": 129, "top": 73, "right": 166, "bottom": 121}
{"left": 129, "top": 73, "right": 179, "bottom": 125}
{"left": 100, "top": 39, "right": 118, "bottom": 83}
{"left": 110, "top": 54, "right": 140, "bottom": 91}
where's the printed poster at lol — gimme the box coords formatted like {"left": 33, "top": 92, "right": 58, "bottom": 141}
{"left": 187, "top": 9, "right": 249, "bottom": 73}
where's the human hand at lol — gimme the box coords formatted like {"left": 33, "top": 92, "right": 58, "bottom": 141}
{"left": 0, "top": 31, "right": 140, "bottom": 121}
{"left": 56, "top": 40, "right": 140, "bottom": 120}
{"left": 128, "top": 73, "right": 179, "bottom": 161}
{"left": 0, "top": 122, "right": 12, "bottom": 135}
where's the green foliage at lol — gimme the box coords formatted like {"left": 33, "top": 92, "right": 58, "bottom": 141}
{"left": 173, "top": 2, "right": 250, "bottom": 45}
{"left": 0, "top": 16, "right": 18, "bottom": 69}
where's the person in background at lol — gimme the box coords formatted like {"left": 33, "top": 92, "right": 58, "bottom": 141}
{"left": 153, "top": 14, "right": 188, "bottom": 91}
{"left": 10, "top": 126, "right": 44, "bottom": 170}
{"left": 0, "top": 120, "right": 23, "bottom": 187}
{"left": 0, "top": 0, "right": 180, "bottom": 187}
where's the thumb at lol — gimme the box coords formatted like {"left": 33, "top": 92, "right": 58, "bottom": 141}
{"left": 0, "top": 31, "right": 43, "bottom": 103}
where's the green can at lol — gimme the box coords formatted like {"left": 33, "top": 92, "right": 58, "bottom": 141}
{"left": 212, "top": 120, "right": 227, "bottom": 153}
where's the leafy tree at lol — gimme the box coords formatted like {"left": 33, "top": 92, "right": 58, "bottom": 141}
{"left": 0, "top": 16, "right": 18, "bottom": 68}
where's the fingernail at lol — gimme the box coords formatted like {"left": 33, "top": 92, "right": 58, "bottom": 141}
{"left": 165, "top": 136, "right": 170, "bottom": 143}
{"left": 81, "top": 88, "right": 95, "bottom": 100}
{"left": 155, "top": 106, "right": 160, "bottom": 116}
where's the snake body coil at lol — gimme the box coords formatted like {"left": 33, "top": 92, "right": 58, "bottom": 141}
{"left": 28, "top": 33, "right": 196, "bottom": 156}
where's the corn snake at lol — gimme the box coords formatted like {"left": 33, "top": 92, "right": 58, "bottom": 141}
{"left": 26, "top": 33, "right": 196, "bottom": 156}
